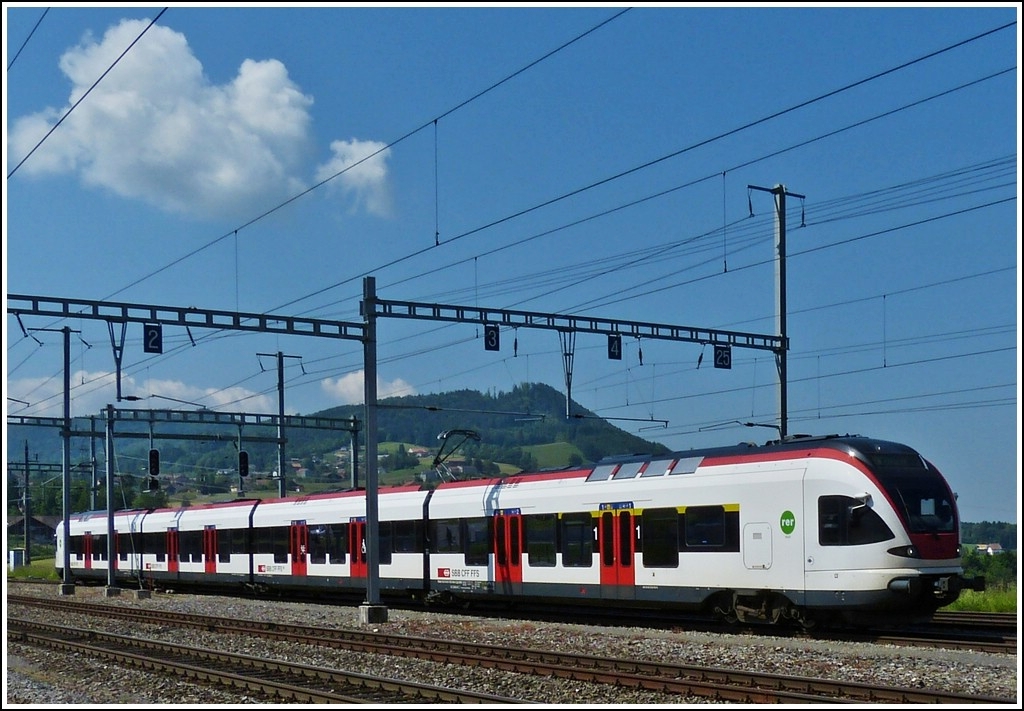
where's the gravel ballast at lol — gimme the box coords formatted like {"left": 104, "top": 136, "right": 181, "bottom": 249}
{"left": 5, "top": 581, "right": 1019, "bottom": 705}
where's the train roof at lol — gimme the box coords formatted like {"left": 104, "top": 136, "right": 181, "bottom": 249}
{"left": 595, "top": 433, "right": 921, "bottom": 466}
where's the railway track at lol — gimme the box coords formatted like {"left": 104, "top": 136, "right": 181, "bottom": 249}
{"left": 7, "top": 594, "right": 1016, "bottom": 704}
{"left": 8, "top": 618, "right": 525, "bottom": 704}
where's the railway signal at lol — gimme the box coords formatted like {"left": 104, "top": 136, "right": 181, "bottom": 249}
{"left": 484, "top": 324, "right": 499, "bottom": 351}
{"left": 608, "top": 334, "right": 622, "bottom": 360}
{"left": 148, "top": 448, "right": 160, "bottom": 476}
{"left": 239, "top": 450, "right": 250, "bottom": 477}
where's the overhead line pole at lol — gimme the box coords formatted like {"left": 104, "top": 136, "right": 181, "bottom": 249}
{"left": 749, "top": 182, "right": 803, "bottom": 439}
{"left": 360, "top": 276, "right": 386, "bottom": 624}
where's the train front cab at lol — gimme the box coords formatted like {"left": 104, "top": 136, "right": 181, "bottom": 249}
{"left": 800, "top": 443, "right": 983, "bottom": 624}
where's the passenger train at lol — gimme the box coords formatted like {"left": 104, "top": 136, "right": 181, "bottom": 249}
{"left": 56, "top": 433, "right": 985, "bottom": 628}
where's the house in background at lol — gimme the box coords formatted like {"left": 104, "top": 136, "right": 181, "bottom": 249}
{"left": 976, "top": 542, "right": 1005, "bottom": 555}
{"left": 6, "top": 515, "right": 60, "bottom": 546}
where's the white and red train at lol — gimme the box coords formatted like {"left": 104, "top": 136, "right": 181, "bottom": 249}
{"left": 56, "top": 433, "right": 984, "bottom": 627}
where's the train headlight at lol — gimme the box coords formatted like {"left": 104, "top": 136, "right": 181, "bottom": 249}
{"left": 887, "top": 544, "right": 919, "bottom": 558}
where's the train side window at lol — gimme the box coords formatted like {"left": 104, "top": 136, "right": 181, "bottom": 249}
{"left": 308, "top": 525, "right": 329, "bottom": 564}
{"left": 254, "top": 527, "right": 273, "bottom": 556}
{"left": 231, "top": 528, "right": 247, "bottom": 557}
{"left": 327, "top": 524, "right": 347, "bottom": 564}
{"left": 641, "top": 507, "right": 679, "bottom": 567}
{"left": 561, "top": 512, "right": 594, "bottom": 567}
{"left": 272, "top": 526, "right": 289, "bottom": 564}
{"left": 393, "top": 519, "right": 422, "bottom": 554}
{"left": 180, "top": 530, "right": 202, "bottom": 562}
{"left": 217, "top": 530, "right": 232, "bottom": 563}
{"left": 818, "top": 496, "right": 895, "bottom": 546}
{"left": 144, "top": 531, "right": 165, "bottom": 561}
{"left": 524, "top": 513, "right": 556, "bottom": 567}
{"left": 465, "top": 517, "right": 490, "bottom": 566}
{"left": 93, "top": 534, "right": 107, "bottom": 560}
{"left": 117, "top": 533, "right": 131, "bottom": 561}
{"left": 683, "top": 506, "right": 725, "bottom": 548}
{"left": 377, "top": 521, "right": 393, "bottom": 565}
{"left": 432, "top": 518, "right": 462, "bottom": 554}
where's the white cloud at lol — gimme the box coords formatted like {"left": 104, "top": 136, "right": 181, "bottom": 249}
{"left": 8, "top": 18, "right": 389, "bottom": 221}
{"left": 7, "top": 370, "right": 273, "bottom": 418}
{"left": 314, "top": 138, "right": 393, "bottom": 217}
{"left": 320, "top": 370, "right": 414, "bottom": 404}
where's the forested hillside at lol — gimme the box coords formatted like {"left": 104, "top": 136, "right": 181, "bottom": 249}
{"left": 291, "top": 382, "right": 671, "bottom": 469}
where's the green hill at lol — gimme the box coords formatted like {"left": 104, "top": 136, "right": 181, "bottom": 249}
{"left": 296, "top": 382, "right": 670, "bottom": 471}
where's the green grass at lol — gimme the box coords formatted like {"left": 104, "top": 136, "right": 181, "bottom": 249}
{"left": 944, "top": 586, "right": 1017, "bottom": 613}
{"left": 6, "top": 557, "right": 59, "bottom": 581}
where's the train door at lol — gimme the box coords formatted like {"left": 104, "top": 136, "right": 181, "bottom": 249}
{"left": 203, "top": 526, "right": 217, "bottom": 574}
{"left": 492, "top": 512, "right": 523, "bottom": 594}
{"left": 167, "top": 529, "right": 179, "bottom": 574}
{"left": 83, "top": 532, "right": 94, "bottom": 570}
{"left": 599, "top": 509, "right": 635, "bottom": 598}
{"left": 290, "top": 521, "right": 308, "bottom": 577}
{"left": 348, "top": 519, "right": 367, "bottom": 580}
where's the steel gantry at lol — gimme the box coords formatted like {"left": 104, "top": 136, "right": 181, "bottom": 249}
{"left": 366, "top": 280, "right": 786, "bottom": 420}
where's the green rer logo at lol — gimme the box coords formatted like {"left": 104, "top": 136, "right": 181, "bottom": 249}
{"left": 780, "top": 510, "right": 796, "bottom": 535}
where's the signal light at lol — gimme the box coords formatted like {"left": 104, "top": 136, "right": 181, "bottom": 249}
{"left": 148, "top": 448, "right": 160, "bottom": 476}
{"left": 239, "top": 450, "right": 250, "bottom": 477}
{"left": 148, "top": 477, "right": 160, "bottom": 493}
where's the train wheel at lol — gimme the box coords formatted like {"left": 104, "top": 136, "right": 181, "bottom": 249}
{"left": 710, "top": 593, "right": 739, "bottom": 625}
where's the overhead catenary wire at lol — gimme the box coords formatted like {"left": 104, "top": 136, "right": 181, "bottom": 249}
{"left": 6, "top": 15, "right": 1014, "bottom": 435}
{"left": 7, "top": 8, "right": 169, "bottom": 179}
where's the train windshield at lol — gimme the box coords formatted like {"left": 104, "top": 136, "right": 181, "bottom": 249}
{"left": 867, "top": 453, "right": 956, "bottom": 534}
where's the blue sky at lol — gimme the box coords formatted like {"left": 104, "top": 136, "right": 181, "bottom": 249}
{"left": 4, "top": 4, "right": 1019, "bottom": 524}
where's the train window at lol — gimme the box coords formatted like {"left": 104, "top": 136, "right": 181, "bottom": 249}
{"left": 329, "top": 524, "right": 347, "bottom": 564}
{"left": 524, "top": 514, "right": 556, "bottom": 566}
{"left": 641, "top": 508, "right": 679, "bottom": 567}
{"left": 272, "top": 526, "right": 289, "bottom": 564}
{"left": 117, "top": 533, "right": 131, "bottom": 561}
{"left": 684, "top": 506, "right": 725, "bottom": 547}
{"left": 669, "top": 457, "right": 702, "bottom": 475}
{"left": 308, "top": 525, "right": 329, "bottom": 564}
{"left": 393, "top": 520, "right": 423, "bottom": 554}
{"left": 561, "top": 512, "right": 594, "bottom": 567}
{"left": 92, "top": 535, "right": 108, "bottom": 560}
{"left": 465, "top": 518, "right": 491, "bottom": 566}
{"left": 217, "top": 529, "right": 233, "bottom": 563}
{"left": 254, "top": 527, "right": 272, "bottom": 555}
{"left": 818, "top": 496, "right": 895, "bottom": 546}
{"left": 612, "top": 462, "right": 644, "bottom": 480}
{"left": 143, "top": 531, "right": 165, "bottom": 560}
{"left": 179, "top": 530, "right": 202, "bottom": 563}
{"left": 378, "top": 521, "right": 393, "bottom": 565}
{"left": 432, "top": 518, "right": 462, "bottom": 553}
{"left": 640, "top": 459, "right": 675, "bottom": 478}
{"left": 231, "top": 528, "right": 247, "bottom": 557}
{"left": 587, "top": 464, "right": 618, "bottom": 482}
